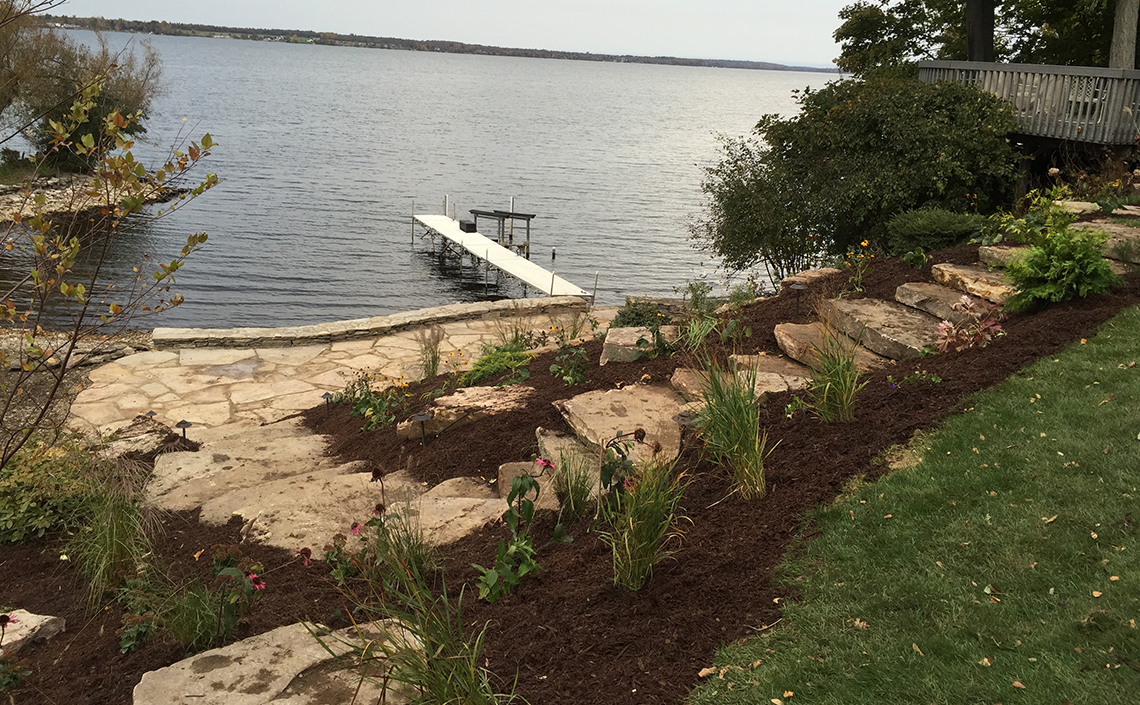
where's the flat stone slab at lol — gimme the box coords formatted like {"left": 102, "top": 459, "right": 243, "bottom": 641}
{"left": 670, "top": 364, "right": 807, "bottom": 405}
{"left": 1060, "top": 200, "right": 1097, "bottom": 214}
{"left": 132, "top": 621, "right": 412, "bottom": 705}
{"left": 0, "top": 610, "right": 65, "bottom": 655}
{"left": 781, "top": 267, "right": 842, "bottom": 291}
{"left": 599, "top": 326, "right": 679, "bottom": 365}
{"left": 978, "top": 245, "right": 1030, "bottom": 267}
{"left": 149, "top": 423, "right": 335, "bottom": 512}
{"left": 415, "top": 495, "right": 509, "bottom": 546}
{"left": 823, "top": 298, "right": 942, "bottom": 360}
{"left": 1071, "top": 221, "right": 1140, "bottom": 263}
{"left": 773, "top": 322, "right": 889, "bottom": 372}
{"left": 553, "top": 385, "right": 685, "bottom": 465}
{"left": 931, "top": 263, "right": 1015, "bottom": 303}
{"left": 895, "top": 282, "right": 987, "bottom": 325}
{"left": 536, "top": 427, "right": 599, "bottom": 475}
{"left": 396, "top": 385, "right": 534, "bottom": 439}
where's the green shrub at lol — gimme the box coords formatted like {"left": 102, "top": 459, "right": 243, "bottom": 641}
{"left": 0, "top": 439, "right": 101, "bottom": 543}
{"left": 461, "top": 347, "right": 534, "bottom": 387}
{"left": 693, "top": 76, "right": 1019, "bottom": 280}
{"left": 885, "top": 208, "right": 983, "bottom": 255}
{"left": 611, "top": 301, "right": 671, "bottom": 329}
{"left": 1005, "top": 227, "right": 1122, "bottom": 311}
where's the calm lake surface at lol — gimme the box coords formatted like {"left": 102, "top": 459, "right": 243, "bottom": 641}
{"left": 57, "top": 31, "right": 832, "bottom": 328}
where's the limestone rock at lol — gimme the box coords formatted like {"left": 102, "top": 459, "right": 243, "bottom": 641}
{"left": 599, "top": 326, "right": 679, "bottom": 365}
{"left": 780, "top": 267, "right": 842, "bottom": 291}
{"left": 395, "top": 385, "right": 534, "bottom": 439}
{"left": 1060, "top": 200, "right": 1097, "bottom": 214}
{"left": 422, "top": 476, "right": 496, "bottom": 500}
{"left": 978, "top": 245, "right": 1030, "bottom": 268}
{"left": 553, "top": 385, "right": 685, "bottom": 464}
{"left": 132, "top": 621, "right": 414, "bottom": 705}
{"left": 0, "top": 610, "right": 64, "bottom": 655}
{"left": 497, "top": 460, "right": 560, "bottom": 511}
{"left": 931, "top": 263, "right": 1015, "bottom": 303}
{"left": 671, "top": 363, "right": 807, "bottom": 405}
{"left": 535, "top": 427, "right": 599, "bottom": 476}
{"left": 822, "top": 298, "right": 942, "bottom": 360}
{"left": 99, "top": 415, "right": 192, "bottom": 462}
{"left": 414, "top": 495, "right": 508, "bottom": 545}
{"left": 773, "top": 322, "right": 889, "bottom": 372}
{"left": 895, "top": 282, "right": 986, "bottom": 326}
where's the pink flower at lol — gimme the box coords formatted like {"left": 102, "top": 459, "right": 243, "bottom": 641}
{"left": 350, "top": 522, "right": 362, "bottom": 536}
{"left": 535, "top": 457, "right": 554, "bottom": 470}
{"left": 248, "top": 573, "right": 266, "bottom": 591}
{"left": 0, "top": 614, "right": 16, "bottom": 628}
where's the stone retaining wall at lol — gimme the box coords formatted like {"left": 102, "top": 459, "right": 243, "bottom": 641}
{"left": 152, "top": 296, "right": 589, "bottom": 349}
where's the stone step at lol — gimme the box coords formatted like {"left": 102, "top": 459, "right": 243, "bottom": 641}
{"left": 599, "top": 325, "right": 679, "bottom": 365}
{"left": 132, "top": 621, "right": 416, "bottom": 705}
{"left": 1071, "top": 221, "right": 1140, "bottom": 263}
{"left": 498, "top": 460, "right": 561, "bottom": 511}
{"left": 773, "top": 322, "right": 889, "bottom": 372}
{"left": 670, "top": 355, "right": 810, "bottom": 405}
{"left": 895, "top": 282, "right": 986, "bottom": 325}
{"left": 553, "top": 385, "right": 686, "bottom": 465}
{"left": 931, "top": 263, "right": 1015, "bottom": 303}
{"left": 978, "top": 245, "right": 1029, "bottom": 267}
{"left": 822, "top": 298, "right": 942, "bottom": 360}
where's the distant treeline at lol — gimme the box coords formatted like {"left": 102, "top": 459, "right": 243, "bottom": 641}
{"left": 44, "top": 15, "right": 837, "bottom": 74}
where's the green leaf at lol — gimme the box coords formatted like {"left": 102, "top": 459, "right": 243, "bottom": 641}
{"left": 81, "top": 133, "right": 95, "bottom": 149}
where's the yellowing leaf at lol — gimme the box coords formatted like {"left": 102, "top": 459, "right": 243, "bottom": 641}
{"left": 1110, "top": 576, "right": 1120, "bottom": 582}
{"left": 1012, "top": 680, "right": 1026, "bottom": 689}
{"left": 783, "top": 691, "right": 794, "bottom": 698}
{"left": 1092, "top": 591, "right": 1103, "bottom": 598}
{"left": 698, "top": 667, "right": 716, "bottom": 678}
{"left": 979, "top": 657, "right": 994, "bottom": 666}
{"left": 193, "top": 549, "right": 204, "bottom": 561}
{"left": 1043, "top": 515, "right": 1058, "bottom": 524}
{"left": 912, "top": 643, "right": 925, "bottom": 657}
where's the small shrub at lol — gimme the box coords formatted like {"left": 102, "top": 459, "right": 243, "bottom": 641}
{"left": 1004, "top": 227, "right": 1122, "bottom": 311}
{"left": 611, "top": 301, "right": 670, "bottom": 329}
{"left": 727, "top": 281, "right": 757, "bottom": 307}
{"left": 682, "top": 281, "right": 716, "bottom": 316}
{"left": 980, "top": 186, "right": 1075, "bottom": 247}
{"left": 549, "top": 342, "right": 589, "bottom": 385}
{"left": 696, "top": 360, "right": 775, "bottom": 499}
{"left": 596, "top": 459, "right": 689, "bottom": 591}
{"left": 414, "top": 325, "right": 445, "bottom": 378}
{"left": 472, "top": 475, "right": 541, "bottom": 602}
{"left": 935, "top": 296, "right": 1006, "bottom": 351}
{"left": 885, "top": 208, "right": 983, "bottom": 255}
{"left": 0, "top": 438, "right": 101, "bottom": 543}
{"left": 336, "top": 373, "right": 411, "bottom": 430}
{"left": 808, "top": 322, "right": 868, "bottom": 423}
{"left": 461, "top": 346, "right": 534, "bottom": 387}
{"left": 900, "top": 246, "right": 930, "bottom": 269}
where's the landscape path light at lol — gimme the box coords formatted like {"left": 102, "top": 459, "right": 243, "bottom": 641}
{"left": 322, "top": 391, "right": 334, "bottom": 416}
{"left": 788, "top": 281, "right": 808, "bottom": 318}
{"left": 175, "top": 420, "right": 193, "bottom": 439}
{"left": 412, "top": 410, "right": 434, "bottom": 446}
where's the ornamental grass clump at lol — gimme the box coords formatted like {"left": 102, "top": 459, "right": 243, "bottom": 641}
{"left": 597, "top": 458, "right": 689, "bottom": 591}
{"left": 696, "top": 358, "right": 775, "bottom": 499}
{"left": 553, "top": 451, "right": 594, "bottom": 519}
{"left": 807, "top": 321, "right": 868, "bottom": 423}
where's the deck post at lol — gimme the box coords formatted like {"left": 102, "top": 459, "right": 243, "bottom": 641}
{"left": 591, "top": 272, "right": 599, "bottom": 306}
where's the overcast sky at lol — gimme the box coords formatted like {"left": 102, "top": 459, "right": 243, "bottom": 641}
{"left": 55, "top": 0, "right": 853, "bottom": 67}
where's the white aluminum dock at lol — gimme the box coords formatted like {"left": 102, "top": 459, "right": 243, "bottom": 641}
{"left": 414, "top": 214, "right": 589, "bottom": 297}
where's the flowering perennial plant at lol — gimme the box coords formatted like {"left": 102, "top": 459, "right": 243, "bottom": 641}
{"left": 935, "top": 296, "right": 1006, "bottom": 352}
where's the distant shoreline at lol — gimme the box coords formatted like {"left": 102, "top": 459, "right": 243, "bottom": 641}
{"left": 44, "top": 14, "right": 840, "bottom": 74}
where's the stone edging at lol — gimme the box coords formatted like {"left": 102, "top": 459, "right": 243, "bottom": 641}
{"left": 152, "top": 296, "right": 589, "bottom": 349}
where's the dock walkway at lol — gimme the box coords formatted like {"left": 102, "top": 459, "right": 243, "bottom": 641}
{"left": 414, "top": 214, "right": 588, "bottom": 297}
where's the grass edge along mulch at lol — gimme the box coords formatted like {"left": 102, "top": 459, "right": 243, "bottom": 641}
{"left": 689, "top": 306, "right": 1140, "bottom": 705}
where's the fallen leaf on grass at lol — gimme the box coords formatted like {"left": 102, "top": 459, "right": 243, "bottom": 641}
{"left": 979, "top": 657, "right": 994, "bottom": 666}
{"left": 771, "top": 700, "right": 784, "bottom": 705}
{"left": 719, "top": 665, "right": 744, "bottom": 678}
{"left": 1092, "top": 591, "right": 1103, "bottom": 598}
{"left": 1110, "top": 575, "right": 1120, "bottom": 582}
{"left": 751, "top": 660, "right": 763, "bottom": 668}
{"left": 698, "top": 667, "right": 716, "bottom": 678}
{"left": 912, "top": 643, "right": 925, "bottom": 657}
{"left": 1091, "top": 531, "right": 1099, "bottom": 539}
{"left": 1043, "top": 515, "right": 1058, "bottom": 524}
{"left": 784, "top": 691, "right": 794, "bottom": 698}
{"left": 1011, "top": 680, "right": 1026, "bottom": 689}
{"left": 936, "top": 561, "right": 943, "bottom": 568}
{"left": 853, "top": 618, "right": 869, "bottom": 629}
{"left": 1099, "top": 396, "right": 1114, "bottom": 406}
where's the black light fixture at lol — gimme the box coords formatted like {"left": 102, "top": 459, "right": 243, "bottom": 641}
{"left": 788, "top": 281, "right": 808, "bottom": 318}
{"left": 412, "top": 410, "right": 434, "bottom": 446}
{"left": 322, "top": 391, "right": 334, "bottom": 415}
{"left": 174, "top": 419, "right": 192, "bottom": 438}
{"left": 143, "top": 410, "right": 157, "bottom": 418}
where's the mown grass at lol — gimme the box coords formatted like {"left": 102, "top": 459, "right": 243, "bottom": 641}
{"left": 690, "top": 306, "right": 1140, "bottom": 705}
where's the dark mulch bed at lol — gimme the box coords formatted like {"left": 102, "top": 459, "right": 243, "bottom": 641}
{"left": 5, "top": 242, "right": 1139, "bottom": 705}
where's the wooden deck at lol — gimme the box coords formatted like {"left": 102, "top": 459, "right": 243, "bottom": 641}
{"left": 414, "top": 214, "right": 589, "bottom": 297}
{"left": 918, "top": 60, "right": 1140, "bottom": 145}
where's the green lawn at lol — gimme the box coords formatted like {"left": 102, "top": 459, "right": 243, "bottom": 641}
{"left": 690, "top": 307, "right": 1140, "bottom": 705}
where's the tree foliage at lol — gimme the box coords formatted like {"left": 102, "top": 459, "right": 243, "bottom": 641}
{"left": 836, "top": 0, "right": 1131, "bottom": 76}
{"left": 693, "top": 77, "right": 1019, "bottom": 284}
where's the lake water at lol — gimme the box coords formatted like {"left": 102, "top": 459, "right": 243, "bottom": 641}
{"left": 46, "top": 31, "right": 833, "bottom": 328}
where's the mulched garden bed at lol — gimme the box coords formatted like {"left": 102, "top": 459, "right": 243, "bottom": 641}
{"left": 5, "top": 242, "right": 1139, "bottom": 705}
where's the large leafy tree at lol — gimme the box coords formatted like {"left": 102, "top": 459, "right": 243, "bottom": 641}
{"left": 836, "top": 0, "right": 1135, "bottom": 75}
{"left": 692, "top": 77, "right": 1019, "bottom": 287}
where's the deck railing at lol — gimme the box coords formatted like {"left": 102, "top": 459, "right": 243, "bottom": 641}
{"left": 918, "top": 60, "right": 1140, "bottom": 145}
